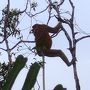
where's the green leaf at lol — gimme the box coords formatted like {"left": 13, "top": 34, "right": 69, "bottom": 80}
{"left": 2, "top": 55, "right": 27, "bottom": 90}
{"left": 22, "top": 62, "right": 41, "bottom": 90}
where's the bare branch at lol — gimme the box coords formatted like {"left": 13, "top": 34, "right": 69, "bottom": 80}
{"left": 0, "top": 39, "right": 5, "bottom": 44}
{"left": 76, "top": 35, "right": 90, "bottom": 43}
{"left": 47, "top": 6, "right": 52, "bottom": 24}
{"left": 69, "top": 0, "right": 75, "bottom": 27}
{"left": 0, "top": 48, "right": 7, "bottom": 51}
{"left": 62, "top": 26, "right": 72, "bottom": 49}
{"left": 69, "top": 0, "right": 74, "bottom": 9}
{"left": 26, "top": 6, "right": 49, "bottom": 17}
{"left": 59, "top": 0, "right": 65, "bottom": 6}
{"left": 68, "top": 1, "right": 81, "bottom": 90}
{"left": 16, "top": 0, "right": 28, "bottom": 14}
{"left": 10, "top": 40, "right": 35, "bottom": 50}
{"left": 54, "top": 15, "right": 70, "bottom": 25}
{"left": 48, "top": 0, "right": 61, "bottom": 19}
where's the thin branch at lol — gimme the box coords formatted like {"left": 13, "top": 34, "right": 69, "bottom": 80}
{"left": 69, "top": 0, "right": 75, "bottom": 29}
{"left": 26, "top": 6, "right": 49, "bottom": 17}
{"left": 62, "top": 26, "right": 72, "bottom": 49}
{"left": 0, "top": 40, "right": 35, "bottom": 52}
{"left": 16, "top": 0, "right": 28, "bottom": 15}
{"left": 0, "top": 48, "right": 7, "bottom": 51}
{"left": 0, "top": 39, "right": 5, "bottom": 44}
{"left": 48, "top": 0, "right": 61, "bottom": 19}
{"left": 58, "top": 0, "right": 65, "bottom": 6}
{"left": 54, "top": 15, "right": 70, "bottom": 25}
{"left": 42, "top": 52, "right": 45, "bottom": 90}
{"left": 68, "top": 0, "right": 75, "bottom": 53}
{"left": 69, "top": 0, "right": 74, "bottom": 22}
{"left": 10, "top": 40, "right": 35, "bottom": 50}
{"left": 47, "top": 6, "right": 52, "bottom": 24}
{"left": 76, "top": 35, "right": 90, "bottom": 43}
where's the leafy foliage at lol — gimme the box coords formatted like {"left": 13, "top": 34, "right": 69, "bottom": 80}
{"left": 0, "top": 62, "right": 14, "bottom": 87}
{"left": 0, "top": 7, "right": 21, "bottom": 37}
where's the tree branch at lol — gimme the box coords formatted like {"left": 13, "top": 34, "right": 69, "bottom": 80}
{"left": 69, "top": 0, "right": 80, "bottom": 90}
{"left": 4, "top": 0, "right": 12, "bottom": 63}
{"left": 26, "top": 5, "right": 49, "bottom": 17}
{"left": 62, "top": 26, "right": 72, "bottom": 49}
{"left": 0, "top": 48, "right": 7, "bottom": 51}
{"left": 10, "top": 40, "right": 35, "bottom": 50}
{"left": 76, "top": 35, "right": 90, "bottom": 43}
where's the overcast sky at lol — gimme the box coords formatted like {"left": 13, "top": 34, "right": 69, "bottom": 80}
{"left": 0, "top": 0, "right": 90, "bottom": 90}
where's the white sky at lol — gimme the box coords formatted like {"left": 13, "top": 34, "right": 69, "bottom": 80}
{"left": 0, "top": 0, "right": 90, "bottom": 90}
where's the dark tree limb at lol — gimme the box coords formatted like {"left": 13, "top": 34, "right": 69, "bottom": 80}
{"left": 76, "top": 35, "right": 90, "bottom": 43}
{"left": 69, "top": 0, "right": 80, "bottom": 90}
{"left": 62, "top": 27, "right": 72, "bottom": 49}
